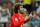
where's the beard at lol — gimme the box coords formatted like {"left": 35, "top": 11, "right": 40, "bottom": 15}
{"left": 19, "top": 10, "right": 24, "bottom": 14}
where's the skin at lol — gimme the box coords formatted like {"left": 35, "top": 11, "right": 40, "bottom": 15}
{"left": 8, "top": 2, "right": 12, "bottom": 9}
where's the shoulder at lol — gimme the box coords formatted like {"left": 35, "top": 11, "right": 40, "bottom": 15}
{"left": 37, "top": 19, "right": 40, "bottom": 22}
{"left": 12, "top": 14, "right": 19, "bottom": 18}
{"left": 12, "top": 14, "right": 19, "bottom": 20}
{"left": 13, "top": 14, "right": 18, "bottom": 16}
{"left": 30, "top": 19, "right": 34, "bottom": 22}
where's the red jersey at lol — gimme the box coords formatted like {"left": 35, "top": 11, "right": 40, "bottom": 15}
{"left": 10, "top": 13, "right": 30, "bottom": 27}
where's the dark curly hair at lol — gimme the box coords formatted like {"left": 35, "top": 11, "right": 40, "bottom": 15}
{"left": 14, "top": 3, "right": 23, "bottom": 13}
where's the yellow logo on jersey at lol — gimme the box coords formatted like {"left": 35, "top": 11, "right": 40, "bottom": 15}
{"left": 21, "top": 25, "right": 22, "bottom": 27}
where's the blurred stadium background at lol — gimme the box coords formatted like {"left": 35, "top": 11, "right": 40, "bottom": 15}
{"left": 0, "top": 0, "right": 40, "bottom": 27}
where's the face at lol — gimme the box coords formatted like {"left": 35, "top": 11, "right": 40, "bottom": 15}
{"left": 33, "top": 16, "right": 37, "bottom": 20}
{"left": 33, "top": 11, "right": 36, "bottom": 15}
{"left": 8, "top": 3, "right": 11, "bottom": 8}
{"left": 3, "top": 3, "right": 7, "bottom": 8}
{"left": 19, "top": 6, "right": 24, "bottom": 14}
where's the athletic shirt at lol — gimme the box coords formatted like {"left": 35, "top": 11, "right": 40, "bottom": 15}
{"left": 10, "top": 13, "right": 30, "bottom": 27}
{"left": 24, "top": 0, "right": 31, "bottom": 5}
{"left": 1, "top": 9, "right": 7, "bottom": 17}
{"left": 1, "top": 8, "right": 9, "bottom": 22}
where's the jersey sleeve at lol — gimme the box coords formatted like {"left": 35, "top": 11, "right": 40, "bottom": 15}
{"left": 24, "top": 19, "right": 30, "bottom": 23}
{"left": 22, "top": 14, "right": 30, "bottom": 24}
{"left": 12, "top": 15, "right": 25, "bottom": 26}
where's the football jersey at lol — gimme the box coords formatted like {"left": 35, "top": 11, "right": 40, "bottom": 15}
{"left": 10, "top": 13, "right": 30, "bottom": 27}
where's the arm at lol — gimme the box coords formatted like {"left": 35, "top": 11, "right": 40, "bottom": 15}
{"left": 24, "top": 12, "right": 32, "bottom": 23}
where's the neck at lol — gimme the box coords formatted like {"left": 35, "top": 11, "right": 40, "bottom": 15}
{"left": 18, "top": 12, "right": 22, "bottom": 16}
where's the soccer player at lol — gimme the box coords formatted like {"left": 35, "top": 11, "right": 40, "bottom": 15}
{"left": 10, "top": 3, "right": 32, "bottom": 27}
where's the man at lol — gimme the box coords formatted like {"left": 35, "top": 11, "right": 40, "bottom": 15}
{"left": 10, "top": 3, "right": 32, "bottom": 27}
{"left": 36, "top": 6, "right": 40, "bottom": 19}
{"left": 1, "top": 3, "right": 9, "bottom": 27}
{"left": 8, "top": 2, "right": 13, "bottom": 17}
{"left": 28, "top": 15, "right": 40, "bottom": 27}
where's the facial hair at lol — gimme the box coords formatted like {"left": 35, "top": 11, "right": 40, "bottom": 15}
{"left": 19, "top": 10, "right": 24, "bottom": 14}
